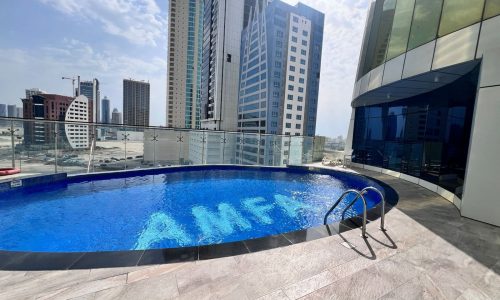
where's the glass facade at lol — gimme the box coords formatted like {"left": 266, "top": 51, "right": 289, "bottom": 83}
{"left": 386, "top": 0, "right": 415, "bottom": 60}
{"left": 407, "top": 0, "right": 442, "bottom": 50}
{"left": 485, "top": 0, "right": 500, "bottom": 19}
{"left": 357, "top": 0, "right": 500, "bottom": 78}
{"left": 438, "top": 0, "right": 485, "bottom": 37}
{"left": 352, "top": 65, "right": 480, "bottom": 196}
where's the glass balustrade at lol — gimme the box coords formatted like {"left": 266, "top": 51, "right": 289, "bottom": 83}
{"left": 0, "top": 117, "right": 327, "bottom": 176}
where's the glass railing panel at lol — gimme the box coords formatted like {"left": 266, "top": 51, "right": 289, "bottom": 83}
{"left": 15, "top": 119, "right": 58, "bottom": 175}
{"left": 56, "top": 120, "right": 90, "bottom": 174}
{"left": 0, "top": 120, "right": 15, "bottom": 170}
{"left": 204, "top": 131, "right": 225, "bottom": 164}
{"left": 175, "top": 129, "right": 190, "bottom": 166}
{"left": 289, "top": 136, "right": 304, "bottom": 165}
{"left": 240, "top": 132, "right": 260, "bottom": 165}
{"left": 302, "top": 136, "right": 314, "bottom": 164}
{"left": 85, "top": 124, "right": 123, "bottom": 173}
{"left": 223, "top": 132, "right": 238, "bottom": 165}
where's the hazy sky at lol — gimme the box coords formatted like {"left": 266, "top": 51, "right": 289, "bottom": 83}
{"left": 0, "top": 0, "right": 370, "bottom": 138}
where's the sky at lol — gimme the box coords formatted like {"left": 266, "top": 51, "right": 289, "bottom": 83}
{"left": 0, "top": 0, "right": 370, "bottom": 138}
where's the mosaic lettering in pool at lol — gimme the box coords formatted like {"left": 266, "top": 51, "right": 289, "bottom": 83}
{"left": 0, "top": 169, "right": 382, "bottom": 252}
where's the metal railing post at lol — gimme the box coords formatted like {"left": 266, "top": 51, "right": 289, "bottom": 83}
{"left": 54, "top": 122, "right": 58, "bottom": 173}
{"left": 9, "top": 120, "right": 15, "bottom": 169}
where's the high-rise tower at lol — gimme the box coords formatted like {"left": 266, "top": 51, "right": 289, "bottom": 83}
{"left": 166, "top": 0, "right": 204, "bottom": 129}
{"left": 123, "top": 79, "right": 150, "bottom": 127}
{"left": 200, "top": 0, "right": 256, "bottom": 131}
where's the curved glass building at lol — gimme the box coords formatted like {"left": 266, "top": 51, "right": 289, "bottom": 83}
{"left": 347, "top": 0, "right": 500, "bottom": 226}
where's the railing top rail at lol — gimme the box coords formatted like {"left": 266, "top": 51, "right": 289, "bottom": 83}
{"left": 0, "top": 117, "right": 319, "bottom": 139}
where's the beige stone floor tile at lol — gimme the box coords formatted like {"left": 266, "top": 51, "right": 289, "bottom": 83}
{"left": 36, "top": 274, "right": 127, "bottom": 300}
{"left": 257, "top": 289, "right": 290, "bottom": 300}
{"left": 283, "top": 270, "right": 334, "bottom": 299}
{"left": 378, "top": 273, "right": 445, "bottom": 300}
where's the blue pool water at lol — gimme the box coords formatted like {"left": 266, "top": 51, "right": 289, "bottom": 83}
{"left": 0, "top": 168, "right": 383, "bottom": 252}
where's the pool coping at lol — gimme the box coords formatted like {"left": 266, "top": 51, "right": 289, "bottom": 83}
{"left": 0, "top": 165, "right": 398, "bottom": 271}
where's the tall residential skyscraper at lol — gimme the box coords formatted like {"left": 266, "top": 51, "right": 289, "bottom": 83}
{"left": 200, "top": 0, "right": 256, "bottom": 131}
{"left": 123, "top": 79, "right": 150, "bottom": 126}
{"left": 101, "top": 96, "right": 110, "bottom": 124}
{"left": 7, "top": 105, "right": 17, "bottom": 118}
{"left": 166, "top": 0, "right": 203, "bottom": 129}
{"left": 16, "top": 107, "right": 23, "bottom": 118}
{"left": 79, "top": 79, "right": 100, "bottom": 123}
{"left": 237, "top": 0, "right": 324, "bottom": 136}
{"left": 111, "top": 108, "right": 122, "bottom": 125}
{"left": 0, "top": 104, "right": 6, "bottom": 117}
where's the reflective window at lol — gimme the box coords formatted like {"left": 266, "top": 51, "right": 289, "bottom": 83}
{"left": 352, "top": 65, "right": 480, "bottom": 196}
{"left": 386, "top": 0, "right": 415, "bottom": 60}
{"left": 484, "top": 0, "right": 500, "bottom": 19}
{"left": 371, "top": 0, "right": 397, "bottom": 68}
{"left": 438, "top": 0, "right": 485, "bottom": 37}
{"left": 407, "top": 0, "right": 443, "bottom": 50}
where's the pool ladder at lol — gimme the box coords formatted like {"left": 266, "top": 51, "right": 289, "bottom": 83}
{"left": 323, "top": 187, "right": 386, "bottom": 239}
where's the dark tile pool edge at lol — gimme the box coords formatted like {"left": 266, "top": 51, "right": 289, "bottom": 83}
{"left": 0, "top": 205, "right": 394, "bottom": 271}
{"left": 0, "top": 165, "right": 399, "bottom": 271}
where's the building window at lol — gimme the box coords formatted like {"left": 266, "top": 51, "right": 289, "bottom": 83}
{"left": 298, "top": 96, "right": 304, "bottom": 102}
{"left": 291, "top": 46, "right": 297, "bottom": 52}
{"left": 297, "top": 105, "right": 303, "bottom": 111}
{"left": 286, "top": 123, "right": 291, "bottom": 128}
{"left": 386, "top": 0, "right": 415, "bottom": 60}
{"left": 407, "top": 0, "right": 443, "bottom": 51}
{"left": 485, "top": 0, "right": 500, "bottom": 19}
{"left": 296, "top": 115, "right": 302, "bottom": 120}
{"left": 299, "top": 78, "right": 305, "bottom": 84}
{"left": 290, "top": 65, "right": 295, "bottom": 71}
{"left": 287, "top": 95, "right": 293, "bottom": 100}
{"left": 287, "top": 104, "right": 293, "bottom": 109}
{"left": 290, "top": 56, "right": 296, "bottom": 62}
{"left": 289, "top": 75, "right": 295, "bottom": 81}
{"left": 277, "top": 30, "right": 283, "bottom": 37}
{"left": 301, "top": 49, "right": 307, "bottom": 56}
{"left": 302, "top": 30, "right": 308, "bottom": 36}
{"left": 286, "top": 113, "right": 292, "bottom": 119}
{"left": 293, "top": 16, "right": 299, "bottom": 22}
{"left": 292, "top": 36, "right": 298, "bottom": 42}
{"left": 288, "top": 85, "right": 294, "bottom": 91}
{"left": 296, "top": 124, "right": 301, "bottom": 129}
{"left": 302, "top": 40, "right": 308, "bottom": 46}
{"left": 292, "top": 26, "right": 298, "bottom": 33}
{"left": 439, "top": 0, "right": 484, "bottom": 37}
{"left": 300, "top": 68, "right": 305, "bottom": 74}
{"left": 300, "top": 59, "right": 306, "bottom": 65}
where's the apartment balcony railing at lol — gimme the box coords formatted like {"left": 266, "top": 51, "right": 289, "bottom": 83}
{"left": 0, "top": 117, "right": 327, "bottom": 176}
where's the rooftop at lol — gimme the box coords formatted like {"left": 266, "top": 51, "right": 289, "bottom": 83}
{"left": 0, "top": 166, "right": 498, "bottom": 299}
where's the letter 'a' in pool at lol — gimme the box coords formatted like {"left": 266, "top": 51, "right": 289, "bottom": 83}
{"left": 0, "top": 167, "right": 385, "bottom": 252}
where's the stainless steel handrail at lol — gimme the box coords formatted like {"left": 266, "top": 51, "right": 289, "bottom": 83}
{"left": 323, "top": 189, "right": 368, "bottom": 238}
{"left": 341, "top": 186, "right": 386, "bottom": 232}
{"left": 362, "top": 187, "right": 386, "bottom": 231}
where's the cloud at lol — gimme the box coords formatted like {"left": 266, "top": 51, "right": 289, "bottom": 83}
{"left": 0, "top": 39, "right": 167, "bottom": 125}
{"left": 39, "top": 0, "right": 167, "bottom": 47}
{"left": 282, "top": 0, "right": 371, "bottom": 137}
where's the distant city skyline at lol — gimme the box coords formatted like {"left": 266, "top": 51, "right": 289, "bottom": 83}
{"left": 0, "top": 0, "right": 372, "bottom": 137}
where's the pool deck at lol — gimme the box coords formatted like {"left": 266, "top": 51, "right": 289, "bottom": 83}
{"left": 0, "top": 166, "right": 499, "bottom": 300}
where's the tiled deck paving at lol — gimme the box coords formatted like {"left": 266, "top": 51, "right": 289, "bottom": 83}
{"left": 0, "top": 167, "right": 499, "bottom": 300}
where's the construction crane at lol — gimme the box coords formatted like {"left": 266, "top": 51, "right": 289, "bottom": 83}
{"left": 62, "top": 76, "right": 79, "bottom": 97}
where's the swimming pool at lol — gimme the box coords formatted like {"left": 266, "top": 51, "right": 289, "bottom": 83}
{"left": 0, "top": 166, "right": 386, "bottom": 253}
